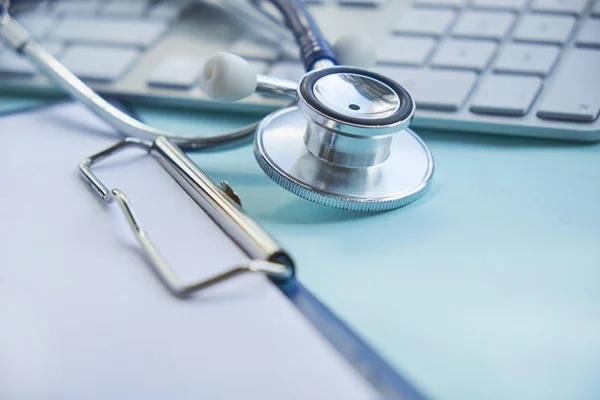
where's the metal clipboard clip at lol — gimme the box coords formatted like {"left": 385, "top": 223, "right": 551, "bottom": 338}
{"left": 79, "top": 136, "right": 294, "bottom": 298}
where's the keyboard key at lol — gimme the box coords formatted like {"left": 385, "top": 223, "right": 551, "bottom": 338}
{"left": 337, "top": 0, "right": 387, "bottom": 6}
{"left": 471, "top": 0, "right": 527, "bottom": 11}
{"left": 279, "top": 41, "right": 301, "bottom": 61}
{"left": 512, "top": 14, "right": 576, "bottom": 45}
{"left": 15, "top": 14, "right": 57, "bottom": 39}
{"left": 101, "top": 1, "right": 150, "bottom": 17}
{"left": 376, "top": 66, "right": 477, "bottom": 110}
{"left": 50, "top": 17, "right": 169, "bottom": 48}
{"left": 59, "top": 45, "right": 141, "bottom": 82}
{"left": 393, "top": 8, "right": 456, "bottom": 37}
{"left": 537, "top": 49, "right": 600, "bottom": 122}
{"left": 52, "top": 0, "right": 103, "bottom": 15}
{"left": 0, "top": 46, "right": 34, "bottom": 75}
{"left": 431, "top": 39, "right": 497, "bottom": 71}
{"left": 0, "top": 56, "right": 38, "bottom": 76}
{"left": 267, "top": 62, "right": 305, "bottom": 81}
{"left": 147, "top": 55, "right": 204, "bottom": 89}
{"left": 377, "top": 36, "right": 436, "bottom": 66}
{"left": 9, "top": 1, "right": 47, "bottom": 14}
{"left": 256, "top": 0, "right": 286, "bottom": 23}
{"left": 229, "top": 39, "right": 280, "bottom": 62}
{"left": 0, "top": 42, "right": 63, "bottom": 75}
{"left": 575, "top": 19, "right": 600, "bottom": 48}
{"left": 530, "top": 0, "right": 588, "bottom": 15}
{"left": 452, "top": 10, "right": 515, "bottom": 40}
{"left": 470, "top": 75, "right": 542, "bottom": 115}
{"left": 413, "top": 0, "right": 466, "bottom": 7}
{"left": 147, "top": 1, "right": 188, "bottom": 21}
{"left": 493, "top": 43, "right": 560, "bottom": 75}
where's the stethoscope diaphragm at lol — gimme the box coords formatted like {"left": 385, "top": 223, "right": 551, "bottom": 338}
{"left": 254, "top": 67, "right": 434, "bottom": 211}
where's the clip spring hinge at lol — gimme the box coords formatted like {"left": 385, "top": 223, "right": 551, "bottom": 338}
{"left": 79, "top": 137, "right": 294, "bottom": 298}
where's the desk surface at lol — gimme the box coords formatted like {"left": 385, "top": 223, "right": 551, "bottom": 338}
{"left": 3, "top": 97, "right": 599, "bottom": 400}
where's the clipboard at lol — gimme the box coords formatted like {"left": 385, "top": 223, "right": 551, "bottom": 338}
{"left": 0, "top": 102, "right": 427, "bottom": 400}
{"left": 79, "top": 132, "right": 425, "bottom": 400}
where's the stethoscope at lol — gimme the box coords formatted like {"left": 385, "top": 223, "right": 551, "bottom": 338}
{"left": 0, "top": 0, "right": 434, "bottom": 212}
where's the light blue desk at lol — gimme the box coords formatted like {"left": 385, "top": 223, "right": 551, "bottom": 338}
{"left": 0, "top": 95, "right": 48, "bottom": 114}
{"left": 4, "top": 97, "right": 600, "bottom": 400}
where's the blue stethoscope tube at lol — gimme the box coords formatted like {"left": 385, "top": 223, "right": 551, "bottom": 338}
{"left": 268, "top": 0, "right": 338, "bottom": 70}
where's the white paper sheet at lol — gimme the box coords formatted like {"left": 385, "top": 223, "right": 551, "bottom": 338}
{"left": 0, "top": 103, "right": 378, "bottom": 399}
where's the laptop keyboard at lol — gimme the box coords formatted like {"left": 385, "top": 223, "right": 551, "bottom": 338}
{"left": 0, "top": 0, "right": 599, "bottom": 141}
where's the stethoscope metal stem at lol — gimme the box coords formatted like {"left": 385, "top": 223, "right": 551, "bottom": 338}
{"left": 304, "top": 124, "right": 394, "bottom": 168}
{"left": 311, "top": 59, "right": 336, "bottom": 71}
{"left": 0, "top": 12, "right": 265, "bottom": 151}
{"left": 256, "top": 75, "right": 298, "bottom": 99}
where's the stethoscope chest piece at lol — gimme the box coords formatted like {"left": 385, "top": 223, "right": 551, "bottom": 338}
{"left": 254, "top": 67, "right": 434, "bottom": 212}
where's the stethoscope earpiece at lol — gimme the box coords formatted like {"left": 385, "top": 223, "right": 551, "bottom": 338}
{"left": 199, "top": 53, "right": 258, "bottom": 103}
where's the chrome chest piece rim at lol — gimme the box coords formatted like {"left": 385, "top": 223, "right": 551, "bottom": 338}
{"left": 298, "top": 66, "right": 415, "bottom": 136}
{"left": 254, "top": 106, "right": 434, "bottom": 212}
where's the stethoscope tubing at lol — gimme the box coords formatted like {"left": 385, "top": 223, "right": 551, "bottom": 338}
{"left": 0, "top": 0, "right": 337, "bottom": 150}
{"left": 268, "top": 0, "right": 338, "bottom": 70}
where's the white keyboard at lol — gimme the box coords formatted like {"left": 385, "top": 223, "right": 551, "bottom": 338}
{"left": 1, "top": 0, "right": 599, "bottom": 141}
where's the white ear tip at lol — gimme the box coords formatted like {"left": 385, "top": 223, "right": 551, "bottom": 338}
{"left": 199, "top": 53, "right": 258, "bottom": 102}
{"left": 333, "top": 34, "right": 377, "bottom": 69}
